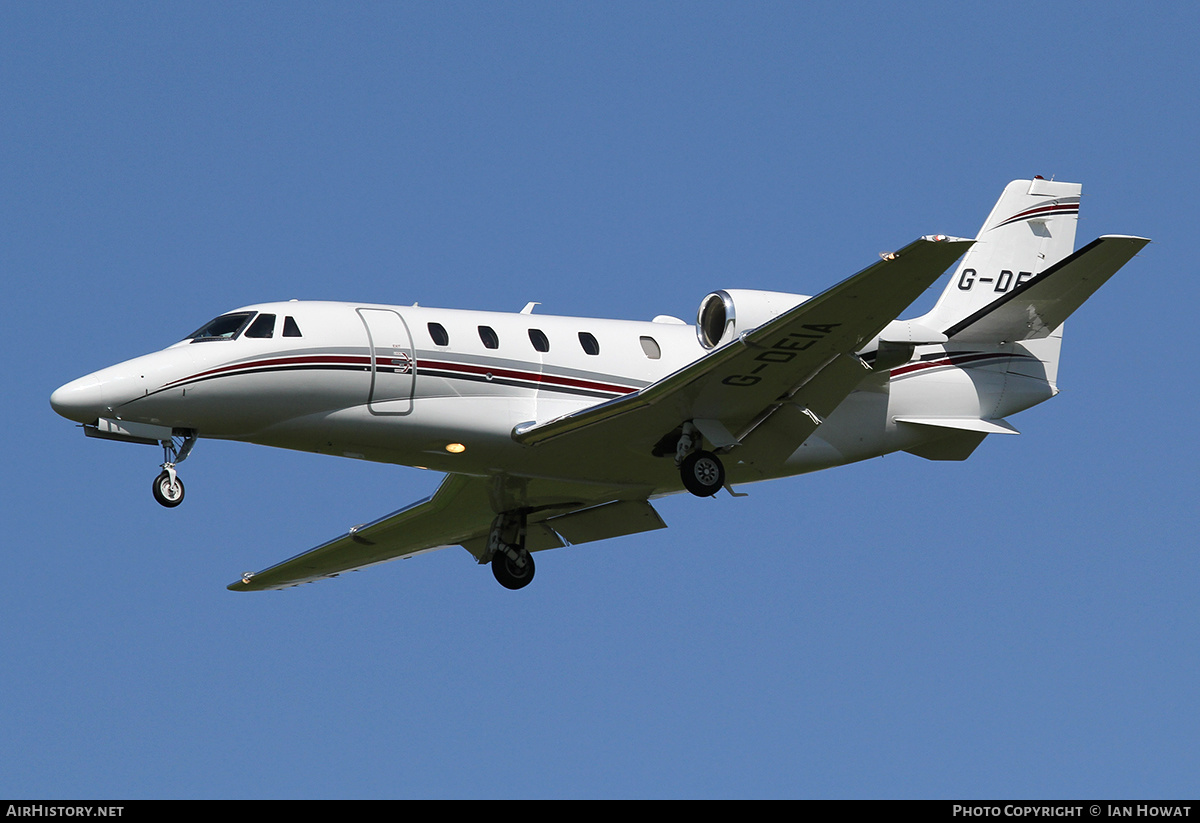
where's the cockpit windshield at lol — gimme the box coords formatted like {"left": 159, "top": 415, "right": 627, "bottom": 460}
{"left": 186, "top": 312, "right": 255, "bottom": 342}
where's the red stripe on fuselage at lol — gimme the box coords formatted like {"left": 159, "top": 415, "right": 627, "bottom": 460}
{"left": 417, "top": 358, "right": 637, "bottom": 395}
{"left": 890, "top": 351, "right": 1019, "bottom": 378}
{"left": 161, "top": 352, "right": 640, "bottom": 397}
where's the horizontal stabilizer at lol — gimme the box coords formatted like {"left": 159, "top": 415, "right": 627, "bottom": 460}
{"left": 902, "top": 429, "right": 988, "bottom": 462}
{"left": 944, "top": 235, "right": 1149, "bottom": 342}
{"left": 895, "top": 416, "right": 1019, "bottom": 435}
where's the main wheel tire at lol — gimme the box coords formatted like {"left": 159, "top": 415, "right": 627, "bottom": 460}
{"left": 492, "top": 550, "right": 536, "bottom": 590}
{"left": 152, "top": 470, "right": 185, "bottom": 508}
{"left": 681, "top": 450, "right": 725, "bottom": 497}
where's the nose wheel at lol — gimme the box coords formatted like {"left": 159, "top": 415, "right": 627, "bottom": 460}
{"left": 152, "top": 432, "right": 196, "bottom": 508}
{"left": 152, "top": 469, "right": 185, "bottom": 507}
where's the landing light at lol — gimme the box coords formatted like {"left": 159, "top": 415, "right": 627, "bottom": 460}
{"left": 445, "top": 443, "right": 466, "bottom": 454}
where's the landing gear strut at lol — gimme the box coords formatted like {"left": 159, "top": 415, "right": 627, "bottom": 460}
{"left": 152, "top": 433, "right": 196, "bottom": 508}
{"left": 675, "top": 421, "right": 725, "bottom": 497}
{"left": 486, "top": 510, "right": 535, "bottom": 590}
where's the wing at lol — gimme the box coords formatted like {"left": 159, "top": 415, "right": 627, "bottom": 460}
{"left": 228, "top": 473, "right": 666, "bottom": 591}
{"left": 513, "top": 235, "right": 973, "bottom": 456}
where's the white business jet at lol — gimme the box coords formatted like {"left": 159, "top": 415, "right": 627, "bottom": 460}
{"left": 50, "top": 179, "right": 1148, "bottom": 592}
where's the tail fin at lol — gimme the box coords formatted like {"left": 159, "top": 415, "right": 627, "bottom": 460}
{"left": 903, "top": 179, "right": 1147, "bottom": 424}
{"left": 921, "top": 178, "right": 1081, "bottom": 334}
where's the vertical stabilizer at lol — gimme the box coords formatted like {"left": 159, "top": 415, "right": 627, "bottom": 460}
{"left": 922, "top": 178, "right": 1081, "bottom": 333}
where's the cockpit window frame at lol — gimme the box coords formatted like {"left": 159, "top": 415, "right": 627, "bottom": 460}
{"left": 186, "top": 312, "right": 257, "bottom": 343}
{"left": 244, "top": 313, "right": 277, "bottom": 339}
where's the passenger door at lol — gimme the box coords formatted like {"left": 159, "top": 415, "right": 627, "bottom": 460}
{"left": 357, "top": 308, "right": 415, "bottom": 415}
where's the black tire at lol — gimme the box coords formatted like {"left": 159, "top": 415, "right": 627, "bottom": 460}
{"left": 491, "top": 550, "right": 535, "bottom": 590}
{"left": 681, "top": 450, "right": 724, "bottom": 497}
{"left": 152, "top": 470, "right": 185, "bottom": 508}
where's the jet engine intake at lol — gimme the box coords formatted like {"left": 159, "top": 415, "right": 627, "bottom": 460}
{"left": 695, "top": 289, "right": 810, "bottom": 349}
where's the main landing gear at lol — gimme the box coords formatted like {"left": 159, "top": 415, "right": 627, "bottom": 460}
{"left": 680, "top": 450, "right": 725, "bottom": 497}
{"left": 152, "top": 433, "right": 196, "bottom": 508}
{"left": 486, "top": 510, "right": 536, "bottom": 590}
{"left": 675, "top": 422, "right": 726, "bottom": 497}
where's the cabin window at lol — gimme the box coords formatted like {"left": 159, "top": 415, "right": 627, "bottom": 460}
{"left": 478, "top": 325, "right": 500, "bottom": 349}
{"left": 428, "top": 322, "right": 450, "bottom": 346}
{"left": 283, "top": 316, "right": 303, "bottom": 337}
{"left": 639, "top": 336, "right": 661, "bottom": 359}
{"left": 528, "top": 329, "right": 550, "bottom": 352}
{"left": 187, "top": 312, "right": 254, "bottom": 342}
{"left": 578, "top": 332, "right": 600, "bottom": 355}
{"left": 244, "top": 313, "right": 276, "bottom": 339}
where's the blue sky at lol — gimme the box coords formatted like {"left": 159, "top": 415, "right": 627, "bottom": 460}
{"left": 4, "top": 2, "right": 1198, "bottom": 798}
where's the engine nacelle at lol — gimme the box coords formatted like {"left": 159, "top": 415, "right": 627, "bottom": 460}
{"left": 695, "top": 289, "right": 811, "bottom": 349}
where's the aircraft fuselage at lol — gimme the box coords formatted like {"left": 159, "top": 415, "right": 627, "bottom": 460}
{"left": 51, "top": 297, "right": 1051, "bottom": 497}
{"left": 47, "top": 179, "right": 1146, "bottom": 592}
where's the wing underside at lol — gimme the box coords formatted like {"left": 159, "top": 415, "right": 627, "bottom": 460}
{"left": 228, "top": 474, "right": 666, "bottom": 591}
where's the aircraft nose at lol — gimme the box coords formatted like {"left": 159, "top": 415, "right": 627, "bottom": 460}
{"left": 50, "top": 375, "right": 107, "bottom": 423}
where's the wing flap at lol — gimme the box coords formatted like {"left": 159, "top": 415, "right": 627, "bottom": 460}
{"left": 729, "top": 352, "right": 875, "bottom": 475}
{"left": 460, "top": 499, "right": 666, "bottom": 557}
{"left": 547, "top": 499, "right": 667, "bottom": 545}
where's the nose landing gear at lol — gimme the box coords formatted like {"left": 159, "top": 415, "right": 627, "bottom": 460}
{"left": 152, "top": 433, "right": 196, "bottom": 508}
